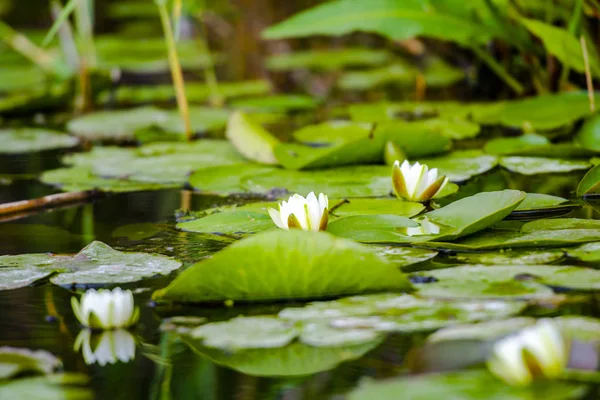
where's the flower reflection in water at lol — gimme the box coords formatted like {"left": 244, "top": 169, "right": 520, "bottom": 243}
{"left": 74, "top": 329, "right": 136, "bottom": 366}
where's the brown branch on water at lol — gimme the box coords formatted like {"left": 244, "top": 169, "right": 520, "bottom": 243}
{"left": 0, "top": 190, "right": 102, "bottom": 217}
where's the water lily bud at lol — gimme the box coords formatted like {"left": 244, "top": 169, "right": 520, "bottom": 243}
{"left": 392, "top": 160, "right": 448, "bottom": 202}
{"left": 71, "top": 288, "right": 140, "bottom": 330}
{"left": 268, "top": 192, "right": 328, "bottom": 232}
{"left": 74, "top": 329, "right": 135, "bottom": 366}
{"left": 487, "top": 319, "right": 568, "bottom": 386}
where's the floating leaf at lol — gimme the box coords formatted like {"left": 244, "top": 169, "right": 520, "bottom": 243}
{"left": 0, "top": 241, "right": 182, "bottom": 290}
{"left": 348, "top": 369, "right": 588, "bottom": 400}
{"left": 189, "top": 317, "right": 298, "bottom": 350}
{"left": 454, "top": 249, "right": 564, "bottom": 265}
{"left": 380, "top": 121, "right": 452, "bottom": 158}
{"left": 514, "top": 193, "right": 568, "bottom": 211}
{"left": 98, "top": 80, "right": 271, "bottom": 105}
{"left": 329, "top": 190, "right": 526, "bottom": 243}
{"left": 40, "top": 166, "right": 179, "bottom": 193}
{"left": 0, "top": 128, "right": 79, "bottom": 154}
{"left": 575, "top": 113, "right": 600, "bottom": 152}
{"left": 567, "top": 242, "right": 600, "bottom": 262}
{"left": 226, "top": 111, "right": 280, "bottom": 165}
{"left": 419, "top": 151, "right": 497, "bottom": 182}
{"left": 413, "top": 265, "right": 600, "bottom": 299}
{"left": 484, "top": 134, "right": 549, "bottom": 155}
{"left": 230, "top": 95, "right": 320, "bottom": 111}
{"left": 577, "top": 164, "right": 600, "bottom": 197}
{"left": 266, "top": 47, "right": 392, "bottom": 71}
{"left": 370, "top": 246, "right": 438, "bottom": 268}
{"left": 279, "top": 293, "right": 525, "bottom": 333}
{"left": 111, "top": 223, "right": 164, "bottom": 241}
{"left": 472, "top": 92, "right": 597, "bottom": 130}
{"left": 67, "top": 106, "right": 230, "bottom": 141}
{"left": 153, "top": 230, "right": 412, "bottom": 303}
{"left": 0, "top": 347, "right": 62, "bottom": 379}
{"left": 177, "top": 211, "right": 274, "bottom": 236}
{"left": 500, "top": 156, "right": 590, "bottom": 175}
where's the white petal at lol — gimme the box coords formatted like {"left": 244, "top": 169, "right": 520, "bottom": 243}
{"left": 305, "top": 192, "right": 321, "bottom": 231}
{"left": 318, "top": 193, "right": 329, "bottom": 210}
{"left": 113, "top": 329, "right": 136, "bottom": 363}
{"left": 487, "top": 335, "right": 532, "bottom": 386}
{"left": 404, "top": 162, "right": 425, "bottom": 199}
{"left": 520, "top": 319, "right": 566, "bottom": 377}
{"left": 268, "top": 207, "right": 287, "bottom": 229}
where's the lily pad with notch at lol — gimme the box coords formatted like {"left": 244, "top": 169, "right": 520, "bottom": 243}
{"left": 152, "top": 230, "right": 412, "bottom": 303}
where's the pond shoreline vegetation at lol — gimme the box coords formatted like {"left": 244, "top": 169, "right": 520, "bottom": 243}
{"left": 4, "top": 0, "right": 600, "bottom": 399}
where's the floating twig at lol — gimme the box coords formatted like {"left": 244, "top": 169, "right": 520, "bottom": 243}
{"left": 0, "top": 190, "right": 102, "bottom": 217}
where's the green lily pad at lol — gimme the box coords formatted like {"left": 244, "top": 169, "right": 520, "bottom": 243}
{"left": 0, "top": 128, "right": 79, "bottom": 154}
{"left": 484, "top": 133, "right": 550, "bottom": 155}
{"left": 577, "top": 164, "right": 600, "bottom": 197}
{"left": 575, "top": 113, "right": 600, "bottom": 152}
{"left": 329, "top": 190, "right": 526, "bottom": 243}
{"left": 40, "top": 166, "right": 179, "bottom": 193}
{"left": 189, "top": 317, "right": 298, "bottom": 350}
{"left": 454, "top": 249, "right": 564, "bottom": 265}
{"left": 183, "top": 338, "right": 380, "bottom": 377}
{"left": 514, "top": 193, "right": 568, "bottom": 211}
{"left": 230, "top": 95, "right": 320, "bottom": 111}
{"left": 380, "top": 121, "right": 453, "bottom": 158}
{"left": 0, "top": 347, "right": 62, "bottom": 379}
{"left": 279, "top": 293, "right": 525, "bottom": 333}
{"left": 567, "top": 242, "right": 600, "bottom": 262}
{"left": 472, "top": 91, "right": 597, "bottom": 130}
{"left": 500, "top": 156, "right": 591, "bottom": 175}
{"left": 50, "top": 241, "right": 183, "bottom": 286}
{"left": 348, "top": 369, "right": 588, "bottom": 400}
{"left": 0, "top": 373, "right": 92, "bottom": 399}
{"left": 418, "top": 150, "right": 497, "bottom": 182}
{"left": 275, "top": 124, "right": 385, "bottom": 169}
{"left": 427, "top": 317, "right": 536, "bottom": 343}
{"left": 413, "top": 265, "right": 600, "bottom": 299}
{"left": 0, "top": 241, "right": 182, "bottom": 289}
{"left": 226, "top": 111, "right": 280, "bottom": 165}
{"left": 67, "top": 106, "right": 230, "bottom": 141}
{"left": 152, "top": 230, "right": 412, "bottom": 303}
{"left": 370, "top": 246, "right": 438, "bottom": 267}
{"left": 98, "top": 80, "right": 271, "bottom": 105}
{"left": 177, "top": 211, "right": 275, "bottom": 236}
{"left": 188, "top": 163, "right": 277, "bottom": 194}
{"left": 521, "top": 218, "right": 600, "bottom": 232}
{"left": 266, "top": 47, "right": 392, "bottom": 71}
{"left": 416, "top": 118, "right": 481, "bottom": 140}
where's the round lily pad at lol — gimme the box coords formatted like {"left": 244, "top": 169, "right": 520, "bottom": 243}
{"left": 413, "top": 265, "right": 600, "bottom": 299}
{"left": 0, "top": 128, "right": 79, "bottom": 154}
{"left": 500, "top": 156, "right": 590, "bottom": 175}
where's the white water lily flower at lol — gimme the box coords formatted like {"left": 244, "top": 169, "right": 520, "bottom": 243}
{"left": 392, "top": 160, "right": 448, "bottom": 202}
{"left": 71, "top": 288, "right": 140, "bottom": 330}
{"left": 74, "top": 329, "right": 135, "bottom": 366}
{"left": 268, "top": 192, "right": 329, "bottom": 232}
{"left": 487, "top": 319, "right": 568, "bottom": 386}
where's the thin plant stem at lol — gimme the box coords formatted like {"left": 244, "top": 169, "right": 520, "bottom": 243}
{"left": 471, "top": 45, "right": 525, "bottom": 95}
{"left": 50, "top": 0, "right": 79, "bottom": 70}
{"left": 157, "top": 0, "right": 192, "bottom": 140}
{"left": 559, "top": 0, "right": 584, "bottom": 88}
{"left": 74, "top": 0, "right": 96, "bottom": 67}
{"left": 580, "top": 35, "right": 595, "bottom": 112}
{"left": 0, "top": 20, "right": 68, "bottom": 76}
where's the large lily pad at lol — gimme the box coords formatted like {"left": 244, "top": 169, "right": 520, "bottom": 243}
{"left": 348, "top": 369, "right": 588, "bottom": 400}
{"left": 567, "top": 242, "right": 600, "bottom": 263}
{"left": 152, "top": 230, "right": 412, "bottom": 303}
{"left": 67, "top": 106, "right": 230, "bottom": 141}
{"left": 500, "top": 156, "right": 590, "bottom": 175}
{"left": 0, "top": 241, "right": 182, "bottom": 289}
{"left": 454, "top": 249, "right": 564, "bottom": 265}
{"left": 370, "top": 246, "right": 438, "bottom": 268}
{"left": 177, "top": 211, "right": 275, "bottom": 236}
{"left": 0, "top": 128, "right": 79, "bottom": 154}
{"left": 418, "top": 151, "right": 497, "bottom": 182}
{"left": 413, "top": 265, "right": 600, "bottom": 299}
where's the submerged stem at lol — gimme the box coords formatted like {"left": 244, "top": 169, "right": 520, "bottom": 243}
{"left": 157, "top": 0, "right": 192, "bottom": 140}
